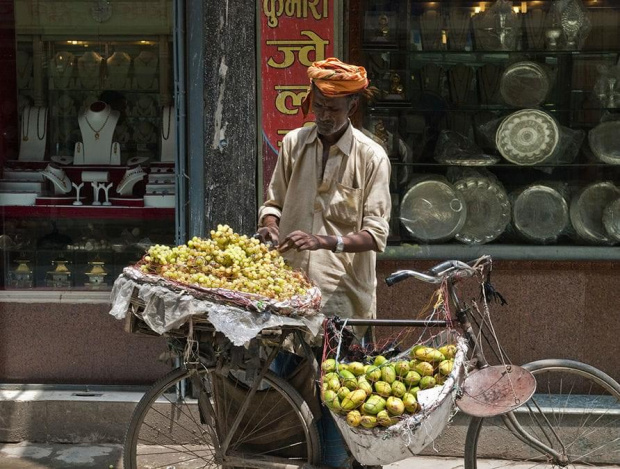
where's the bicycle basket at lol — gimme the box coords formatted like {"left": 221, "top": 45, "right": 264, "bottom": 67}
{"left": 323, "top": 328, "right": 468, "bottom": 466}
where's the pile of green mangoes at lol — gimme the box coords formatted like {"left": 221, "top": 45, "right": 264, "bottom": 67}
{"left": 320, "top": 344, "right": 457, "bottom": 429}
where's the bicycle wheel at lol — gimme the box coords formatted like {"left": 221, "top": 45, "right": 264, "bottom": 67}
{"left": 124, "top": 365, "right": 321, "bottom": 469}
{"left": 464, "top": 359, "right": 620, "bottom": 469}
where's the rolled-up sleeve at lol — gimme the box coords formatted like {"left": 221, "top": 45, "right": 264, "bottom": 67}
{"left": 361, "top": 151, "right": 392, "bottom": 252}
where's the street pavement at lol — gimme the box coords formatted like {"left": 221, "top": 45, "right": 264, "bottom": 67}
{"left": 1, "top": 443, "right": 620, "bottom": 469}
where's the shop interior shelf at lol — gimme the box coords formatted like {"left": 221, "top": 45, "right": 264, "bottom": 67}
{"left": 0, "top": 205, "right": 174, "bottom": 220}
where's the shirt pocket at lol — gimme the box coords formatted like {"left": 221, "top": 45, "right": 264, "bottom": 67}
{"left": 324, "top": 182, "right": 362, "bottom": 228}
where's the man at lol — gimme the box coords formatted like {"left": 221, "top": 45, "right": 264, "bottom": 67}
{"left": 258, "top": 57, "right": 391, "bottom": 333}
{"left": 258, "top": 57, "right": 391, "bottom": 468}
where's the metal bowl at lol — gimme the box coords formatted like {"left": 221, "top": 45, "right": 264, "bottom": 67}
{"left": 454, "top": 177, "right": 511, "bottom": 245}
{"left": 588, "top": 121, "right": 620, "bottom": 165}
{"left": 500, "top": 61, "right": 550, "bottom": 108}
{"left": 569, "top": 181, "right": 620, "bottom": 244}
{"left": 400, "top": 178, "right": 467, "bottom": 243}
{"left": 496, "top": 109, "right": 560, "bottom": 165}
{"left": 602, "top": 198, "right": 620, "bottom": 243}
{"left": 512, "top": 184, "right": 569, "bottom": 243}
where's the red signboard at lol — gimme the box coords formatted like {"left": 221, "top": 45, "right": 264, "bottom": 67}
{"left": 260, "top": 0, "right": 335, "bottom": 194}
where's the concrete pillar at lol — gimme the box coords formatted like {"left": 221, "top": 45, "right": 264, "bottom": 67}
{"left": 202, "top": 1, "right": 258, "bottom": 236}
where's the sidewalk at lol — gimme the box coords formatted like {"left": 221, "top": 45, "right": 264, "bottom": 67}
{"left": 1, "top": 443, "right": 618, "bottom": 469}
{"left": 0, "top": 443, "right": 465, "bottom": 468}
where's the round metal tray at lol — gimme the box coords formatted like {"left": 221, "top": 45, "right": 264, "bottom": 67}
{"left": 569, "top": 181, "right": 620, "bottom": 244}
{"left": 454, "top": 177, "right": 511, "bottom": 245}
{"left": 496, "top": 109, "right": 560, "bottom": 165}
{"left": 512, "top": 184, "right": 569, "bottom": 243}
{"left": 602, "top": 198, "right": 620, "bottom": 243}
{"left": 400, "top": 178, "right": 467, "bottom": 243}
{"left": 588, "top": 121, "right": 620, "bottom": 165}
{"left": 500, "top": 61, "right": 550, "bottom": 108}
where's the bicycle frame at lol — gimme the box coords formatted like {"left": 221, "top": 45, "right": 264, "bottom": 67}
{"left": 340, "top": 256, "right": 571, "bottom": 465}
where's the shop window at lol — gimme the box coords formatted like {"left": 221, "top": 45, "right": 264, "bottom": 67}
{"left": 1, "top": 0, "right": 176, "bottom": 291}
{"left": 352, "top": 0, "right": 620, "bottom": 259}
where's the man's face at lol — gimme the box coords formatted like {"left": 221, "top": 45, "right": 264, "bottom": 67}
{"left": 311, "top": 88, "right": 357, "bottom": 137}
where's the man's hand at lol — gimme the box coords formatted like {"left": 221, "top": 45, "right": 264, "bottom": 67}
{"left": 278, "top": 230, "right": 323, "bottom": 252}
{"left": 257, "top": 215, "right": 280, "bottom": 246}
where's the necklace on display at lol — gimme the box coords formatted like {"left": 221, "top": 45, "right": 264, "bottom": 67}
{"left": 22, "top": 107, "right": 31, "bottom": 141}
{"left": 36, "top": 108, "right": 47, "bottom": 140}
{"left": 162, "top": 106, "right": 172, "bottom": 140}
{"left": 85, "top": 107, "right": 112, "bottom": 140}
{"left": 17, "top": 53, "right": 33, "bottom": 82}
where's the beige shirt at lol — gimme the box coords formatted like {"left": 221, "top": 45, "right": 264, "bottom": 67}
{"left": 259, "top": 122, "right": 391, "bottom": 321}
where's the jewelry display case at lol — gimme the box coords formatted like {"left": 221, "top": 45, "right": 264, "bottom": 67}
{"left": 354, "top": 0, "right": 620, "bottom": 259}
{"left": 1, "top": 0, "right": 176, "bottom": 290}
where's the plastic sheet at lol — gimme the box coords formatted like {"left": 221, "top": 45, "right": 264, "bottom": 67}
{"left": 109, "top": 270, "right": 324, "bottom": 347}
{"left": 434, "top": 130, "right": 500, "bottom": 166}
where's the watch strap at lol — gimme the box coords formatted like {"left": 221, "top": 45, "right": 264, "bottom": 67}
{"left": 333, "top": 235, "right": 344, "bottom": 253}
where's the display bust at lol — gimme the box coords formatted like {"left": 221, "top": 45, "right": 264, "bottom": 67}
{"left": 75, "top": 101, "right": 121, "bottom": 165}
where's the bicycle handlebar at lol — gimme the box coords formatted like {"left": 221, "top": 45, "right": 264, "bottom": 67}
{"left": 385, "top": 255, "right": 491, "bottom": 287}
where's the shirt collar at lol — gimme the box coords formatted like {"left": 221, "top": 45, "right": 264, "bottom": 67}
{"left": 305, "top": 120, "right": 354, "bottom": 157}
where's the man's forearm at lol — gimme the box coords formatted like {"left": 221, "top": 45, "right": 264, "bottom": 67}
{"left": 317, "top": 230, "right": 378, "bottom": 253}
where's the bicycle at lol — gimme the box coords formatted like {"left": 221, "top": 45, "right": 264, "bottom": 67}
{"left": 122, "top": 255, "right": 620, "bottom": 469}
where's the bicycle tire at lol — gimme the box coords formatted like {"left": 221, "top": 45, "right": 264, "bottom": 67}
{"left": 464, "top": 359, "right": 620, "bottom": 469}
{"left": 123, "top": 365, "right": 321, "bottom": 469}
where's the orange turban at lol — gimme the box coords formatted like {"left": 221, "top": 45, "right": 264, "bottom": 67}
{"left": 300, "top": 57, "right": 371, "bottom": 117}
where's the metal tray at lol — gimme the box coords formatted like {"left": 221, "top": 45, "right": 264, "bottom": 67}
{"left": 496, "top": 109, "right": 560, "bottom": 165}
{"left": 569, "top": 181, "right": 620, "bottom": 244}
{"left": 603, "top": 198, "right": 620, "bottom": 243}
{"left": 588, "top": 121, "right": 620, "bottom": 165}
{"left": 454, "top": 177, "right": 511, "bottom": 245}
{"left": 500, "top": 61, "right": 550, "bottom": 108}
{"left": 400, "top": 178, "right": 467, "bottom": 243}
{"left": 512, "top": 184, "right": 569, "bottom": 243}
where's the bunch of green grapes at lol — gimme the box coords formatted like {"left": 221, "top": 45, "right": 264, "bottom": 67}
{"left": 140, "top": 224, "right": 311, "bottom": 300}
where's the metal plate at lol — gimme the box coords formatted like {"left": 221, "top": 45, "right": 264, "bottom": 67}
{"left": 441, "top": 155, "right": 501, "bottom": 166}
{"left": 496, "top": 109, "right": 560, "bottom": 165}
{"left": 457, "top": 365, "right": 537, "bottom": 417}
{"left": 603, "top": 198, "right": 620, "bottom": 243}
{"left": 454, "top": 177, "right": 511, "bottom": 245}
{"left": 513, "top": 185, "right": 569, "bottom": 243}
{"left": 500, "top": 61, "right": 550, "bottom": 107}
{"left": 588, "top": 121, "right": 620, "bottom": 165}
{"left": 570, "top": 181, "right": 620, "bottom": 244}
{"left": 400, "top": 179, "right": 467, "bottom": 243}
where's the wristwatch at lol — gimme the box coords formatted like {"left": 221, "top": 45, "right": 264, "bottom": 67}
{"left": 333, "top": 235, "right": 345, "bottom": 253}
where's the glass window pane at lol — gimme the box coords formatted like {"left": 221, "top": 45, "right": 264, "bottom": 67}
{"left": 1, "top": 0, "right": 176, "bottom": 290}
